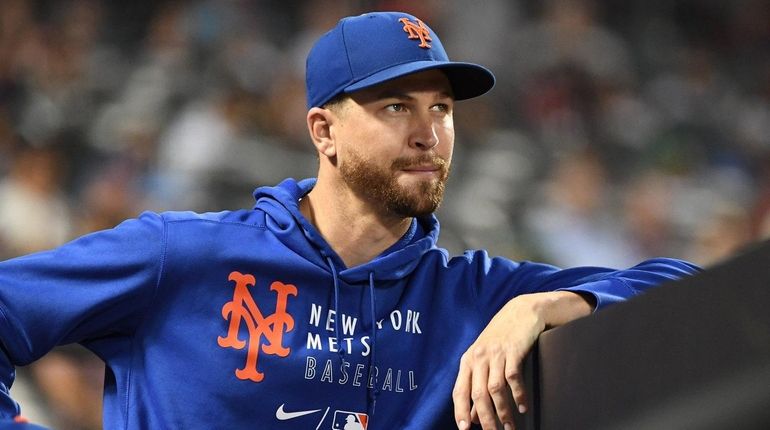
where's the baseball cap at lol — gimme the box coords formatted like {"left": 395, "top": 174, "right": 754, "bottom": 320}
{"left": 305, "top": 11, "right": 496, "bottom": 108}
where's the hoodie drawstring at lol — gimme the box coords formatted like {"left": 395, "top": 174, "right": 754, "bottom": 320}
{"left": 324, "top": 257, "right": 380, "bottom": 420}
{"left": 368, "top": 271, "right": 379, "bottom": 417}
{"left": 325, "top": 257, "right": 345, "bottom": 366}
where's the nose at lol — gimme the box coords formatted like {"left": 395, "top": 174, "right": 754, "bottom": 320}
{"left": 409, "top": 113, "right": 439, "bottom": 150}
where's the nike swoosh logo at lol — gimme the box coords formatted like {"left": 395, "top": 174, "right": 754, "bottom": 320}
{"left": 275, "top": 404, "right": 323, "bottom": 420}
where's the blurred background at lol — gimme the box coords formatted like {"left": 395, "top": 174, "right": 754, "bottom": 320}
{"left": 1, "top": 0, "right": 769, "bottom": 428}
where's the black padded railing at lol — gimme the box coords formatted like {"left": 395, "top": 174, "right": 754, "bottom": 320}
{"left": 517, "top": 240, "right": 770, "bottom": 430}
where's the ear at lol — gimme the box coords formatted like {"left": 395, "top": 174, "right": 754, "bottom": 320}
{"left": 307, "top": 107, "right": 338, "bottom": 158}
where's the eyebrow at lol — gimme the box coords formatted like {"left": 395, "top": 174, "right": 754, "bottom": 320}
{"left": 374, "top": 89, "right": 454, "bottom": 101}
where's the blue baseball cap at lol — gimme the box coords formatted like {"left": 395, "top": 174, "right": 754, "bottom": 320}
{"left": 305, "top": 11, "right": 496, "bottom": 108}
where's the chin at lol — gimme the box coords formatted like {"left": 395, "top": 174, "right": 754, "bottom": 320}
{"left": 390, "top": 184, "right": 444, "bottom": 217}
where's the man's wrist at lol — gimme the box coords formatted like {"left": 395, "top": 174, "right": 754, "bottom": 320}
{"left": 527, "top": 291, "right": 595, "bottom": 329}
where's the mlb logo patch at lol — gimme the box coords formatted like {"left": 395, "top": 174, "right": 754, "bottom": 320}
{"left": 332, "top": 410, "right": 368, "bottom": 429}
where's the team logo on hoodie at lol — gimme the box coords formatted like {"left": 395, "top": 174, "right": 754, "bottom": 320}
{"left": 217, "top": 271, "right": 297, "bottom": 382}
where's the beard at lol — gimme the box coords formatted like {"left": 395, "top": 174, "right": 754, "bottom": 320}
{"left": 339, "top": 149, "right": 450, "bottom": 218}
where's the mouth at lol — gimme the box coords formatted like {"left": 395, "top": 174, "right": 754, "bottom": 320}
{"left": 401, "top": 165, "right": 441, "bottom": 173}
{"left": 400, "top": 165, "right": 443, "bottom": 179}
{"left": 392, "top": 156, "right": 448, "bottom": 179}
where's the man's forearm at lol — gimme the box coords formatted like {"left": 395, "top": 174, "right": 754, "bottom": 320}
{"left": 452, "top": 290, "right": 597, "bottom": 429}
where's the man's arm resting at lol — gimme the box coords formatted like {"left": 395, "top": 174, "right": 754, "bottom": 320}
{"left": 452, "top": 291, "right": 593, "bottom": 430}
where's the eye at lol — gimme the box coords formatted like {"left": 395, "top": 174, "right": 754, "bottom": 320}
{"left": 385, "top": 103, "right": 407, "bottom": 112}
{"left": 431, "top": 103, "right": 450, "bottom": 113}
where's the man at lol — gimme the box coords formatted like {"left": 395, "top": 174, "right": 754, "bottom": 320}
{"left": 0, "top": 11, "right": 697, "bottom": 430}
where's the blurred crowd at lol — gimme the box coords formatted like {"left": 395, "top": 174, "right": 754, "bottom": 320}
{"left": 1, "top": 0, "right": 769, "bottom": 428}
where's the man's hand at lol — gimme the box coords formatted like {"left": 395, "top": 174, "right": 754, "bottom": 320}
{"left": 452, "top": 291, "right": 595, "bottom": 430}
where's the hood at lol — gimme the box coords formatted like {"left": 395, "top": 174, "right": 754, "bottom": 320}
{"left": 252, "top": 178, "right": 440, "bottom": 284}
{"left": 253, "top": 177, "right": 441, "bottom": 417}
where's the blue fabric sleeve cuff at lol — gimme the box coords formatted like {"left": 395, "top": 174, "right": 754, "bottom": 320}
{"left": 558, "top": 278, "right": 635, "bottom": 312}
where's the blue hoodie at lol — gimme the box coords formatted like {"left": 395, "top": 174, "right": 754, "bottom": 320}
{"left": 0, "top": 178, "right": 698, "bottom": 429}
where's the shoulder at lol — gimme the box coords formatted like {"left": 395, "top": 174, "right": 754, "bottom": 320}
{"left": 105, "top": 210, "right": 267, "bottom": 250}
{"left": 420, "top": 248, "right": 521, "bottom": 273}
{"left": 156, "top": 208, "right": 266, "bottom": 229}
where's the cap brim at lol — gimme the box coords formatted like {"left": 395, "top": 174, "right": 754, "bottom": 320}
{"left": 344, "top": 61, "right": 495, "bottom": 101}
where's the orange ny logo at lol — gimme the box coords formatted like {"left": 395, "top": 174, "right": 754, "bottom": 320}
{"left": 399, "top": 17, "right": 432, "bottom": 49}
{"left": 217, "top": 271, "right": 297, "bottom": 382}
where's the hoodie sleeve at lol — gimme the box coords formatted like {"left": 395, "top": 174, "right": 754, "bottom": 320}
{"left": 0, "top": 211, "right": 165, "bottom": 418}
{"left": 554, "top": 257, "right": 701, "bottom": 308}
{"left": 466, "top": 252, "right": 700, "bottom": 321}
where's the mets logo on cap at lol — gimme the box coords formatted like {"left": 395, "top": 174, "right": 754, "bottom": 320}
{"left": 399, "top": 17, "right": 432, "bottom": 49}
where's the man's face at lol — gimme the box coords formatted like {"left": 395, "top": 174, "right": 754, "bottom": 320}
{"left": 331, "top": 69, "right": 455, "bottom": 218}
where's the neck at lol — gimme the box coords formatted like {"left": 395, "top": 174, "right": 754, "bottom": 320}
{"left": 300, "top": 179, "right": 412, "bottom": 268}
